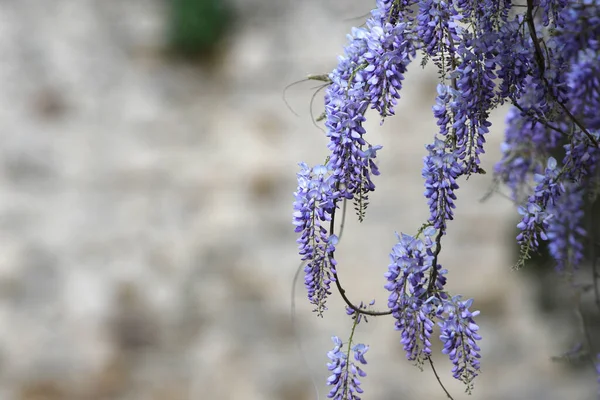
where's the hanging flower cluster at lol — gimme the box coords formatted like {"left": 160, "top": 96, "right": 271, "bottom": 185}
{"left": 292, "top": 0, "right": 600, "bottom": 397}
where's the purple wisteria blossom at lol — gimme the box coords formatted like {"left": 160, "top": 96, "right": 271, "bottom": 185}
{"left": 293, "top": 0, "right": 600, "bottom": 394}
{"left": 556, "top": 1, "right": 600, "bottom": 62}
{"left": 384, "top": 229, "right": 439, "bottom": 363}
{"left": 495, "top": 106, "right": 562, "bottom": 200}
{"left": 456, "top": 0, "right": 511, "bottom": 30}
{"left": 567, "top": 53, "right": 600, "bottom": 131}
{"left": 516, "top": 157, "right": 564, "bottom": 266}
{"left": 432, "top": 84, "right": 455, "bottom": 137}
{"left": 416, "top": 0, "right": 460, "bottom": 73}
{"left": 293, "top": 163, "right": 338, "bottom": 315}
{"left": 423, "top": 138, "right": 462, "bottom": 232}
{"left": 539, "top": 0, "right": 568, "bottom": 26}
{"left": 547, "top": 184, "right": 586, "bottom": 272}
{"left": 384, "top": 228, "right": 481, "bottom": 384}
{"left": 324, "top": 0, "right": 416, "bottom": 209}
{"left": 363, "top": 7, "right": 415, "bottom": 119}
{"left": 450, "top": 33, "right": 496, "bottom": 174}
{"left": 495, "top": 17, "right": 533, "bottom": 101}
{"left": 563, "top": 130, "right": 600, "bottom": 182}
{"left": 326, "top": 336, "right": 368, "bottom": 400}
{"left": 438, "top": 296, "right": 482, "bottom": 391}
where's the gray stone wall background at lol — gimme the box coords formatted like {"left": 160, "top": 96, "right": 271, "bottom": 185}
{"left": 0, "top": 0, "right": 595, "bottom": 399}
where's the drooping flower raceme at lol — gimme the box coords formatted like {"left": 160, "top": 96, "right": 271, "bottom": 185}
{"left": 416, "top": 0, "right": 460, "bottom": 67}
{"left": 292, "top": 0, "right": 600, "bottom": 395}
{"left": 563, "top": 129, "right": 600, "bottom": 182}
{"left": 325, "top": 0, "right": 416, "bottom": 217}
{"left": 516, "top": 157, "right": 564, "bottom": 265}
{"left": 437, "top": 296, "right": 482, "bottom": 391}
{"left": 384, "top": 228, "right": 454, "bottom": 365}
{"left": 326, "top": 336, "right": 368, "bottom": 400}
{"left": 383, "top": 228, "right": 481, "bottom": 386}
{"left": 450, "top": 33, "right": 497, "bottom": 174}
{"left": 546, "top": 183, "right": 586, "bottom": 272}
{"left": 495, "top": 106, "right": 562, "bottom": 201}
{"left": 293, "top": 163, "right": 338, "bottom": 315}
{"left": 362, "top": 9, "right": 416, "bottom": 119}
{"left": 423, "top": 138, "right": 462, "bottom": 232}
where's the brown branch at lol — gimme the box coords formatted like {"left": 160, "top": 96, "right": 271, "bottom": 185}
{"left": 425, "top": 228, "right": 445, "bottom": 296}
{"left": 329, "top": 202, "right": 392, "bottom": 317}
{"left": 512, "top": 101, "right": 570, "bottom": 137}
{"left": 428, "top": 357, "right": 456, "bottom": 400}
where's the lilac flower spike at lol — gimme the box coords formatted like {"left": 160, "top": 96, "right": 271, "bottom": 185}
{"left": 293, "top": 0, "right": 600, "bottom": 394}
{"left": 516, "top": 157, "right": 564, "bottom": 267}
{"left": 495, "top": 106, "right": 561, "bottom": 200}
{"left": 423, "top": 138, "right": 462, "bottom": 232}
{"left": 451, "top": 35, "right": 496, "bottom": 174}
{"left": 326, "top": 336, "right": 368, "bottom": 400}
{"left": 324, "top": 0, "right": 416, "bottom": 210}
{"left": 293, "top": 162, "right": 338, "bottom": 315}
{"left": 546, "top": 184, "right": 586, "bottom": 272}
{"left": 362, "top": 3, "right": 416, "bottom": 119}
{"left": 438, "top": 296, "right": 482, "bottom": 391}
{"left": 384, "top": 228, "right": 438, "bottom": 363}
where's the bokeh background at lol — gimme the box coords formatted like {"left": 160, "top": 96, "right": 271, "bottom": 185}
{"left": 0, "top": 0, "right": 597, "bottom": 399}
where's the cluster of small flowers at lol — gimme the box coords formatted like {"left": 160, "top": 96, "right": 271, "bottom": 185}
{"left": 494, "top": 106, "right": 562, "bottom": 201}
{"left": 293, "top": 163, "right": 338, "bottom": 315}
{"left": 384, "top": 228, "right": 481, "bottom": 386}
{"left": 326, "top": 336, "right": 369, "bottom": 400}
{"left": 546, "top": 184, "right": 586, "bottom": 272}
{"left": 294, "top": 0, "right": 418, "bottom": 317}
{"left": 292, "top": 0, "right": 600, "bottom": 396}
{"left": 516, "top": 157, "right": 564, "bottom": 263}
{"left": 494, "top": 1, "right": 600, "bottom": 270}
{"left": 438, "top": 297, "right": 482, "bottom": 389}
{"left": 384, "top": 230, "right": 437, "bottom": 361}
{"left": 422, "top": 138, "right": 462, "bottom": 232}
{"left": 325, "top": 0, "right": 415, "bottom": 205}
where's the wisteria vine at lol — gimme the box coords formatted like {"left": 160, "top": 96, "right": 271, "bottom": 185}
{"left": 292, "top": 0, "right": 600, "bottom": 397}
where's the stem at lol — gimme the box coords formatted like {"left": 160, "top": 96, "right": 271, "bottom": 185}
{"left": 428, "top": 357, "right": 455, "bottom": 400}
{"left": 426, "top": 229, "right": 445, "bottom": 296}
{"left": 329, "top": 202, "right": 392, "bottom": 317}
{"left": 342, "top": 315, "right": 361, "bottom": 400}
{"left": 512, "top": 101, "right": 570, "bottom": 137}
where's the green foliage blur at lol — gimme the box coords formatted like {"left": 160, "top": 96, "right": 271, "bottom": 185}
{"left": 168, "top": 0, "right": 231, "bottom": 58}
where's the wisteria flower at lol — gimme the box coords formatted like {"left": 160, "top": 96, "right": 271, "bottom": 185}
{"left": 326, "top": 336, "right": 369, "bottom": 399}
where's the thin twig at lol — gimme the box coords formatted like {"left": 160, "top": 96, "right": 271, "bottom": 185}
{"left": 282, "top": 78, "right": 312, "bottom": 117}
{"left": 512, "top": 101, "right": 570, "bottom": 137}
{"left": 425, "top": 229, "right": 445, "bottom": 295}
{"left": 329, "top": 203, "right": 392, "bottom": 316}
{"left": 338, "top": 199, "right": 348, "bottom": 242}
{"left": 428, "top": 357, "right": 455, "bottom": 400}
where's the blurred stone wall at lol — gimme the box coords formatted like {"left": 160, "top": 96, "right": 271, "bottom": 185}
{"left": 0, "top": 0, "right": 595, "bottom": 399}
